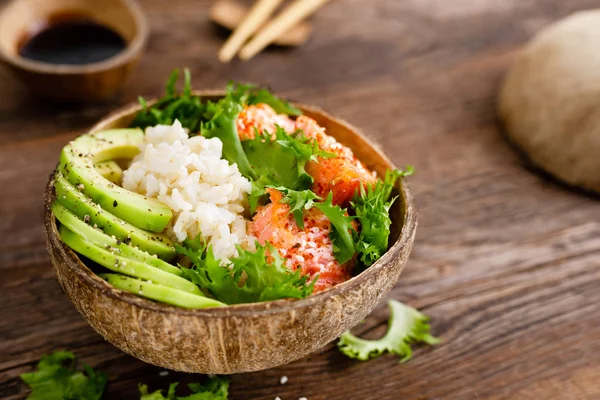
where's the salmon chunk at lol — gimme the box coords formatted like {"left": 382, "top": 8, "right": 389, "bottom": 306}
{"left": 236, "top": 104, "right": 296, "bottom": 140}
{"left": 236, "top": 104, "right": 376, "bottom": 206}
{"left": 248, "top": 189, "right": 353, "bottom": 292}
{"left": 295, "top": 115, "right": 377, "bottom": 206}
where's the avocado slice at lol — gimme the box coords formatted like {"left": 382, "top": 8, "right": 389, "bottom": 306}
{"left": 52, "top": 201, "right": 182, "bottom": 277}
{"left": 59, "top": 226, "right": 200, "bottom": 295}
{"left": 101, "top": 273, "right": 224, "bottom": 308}
{"left": 54, "top": 174, "right": 176, "bottom": 260}
{"left": 95, "top": 160, "right": 123, "bottom": 184}
{"left": 58, "top": 129, "right": 172, "bottom": 232}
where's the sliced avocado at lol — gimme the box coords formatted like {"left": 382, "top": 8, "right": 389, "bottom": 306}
{"left": 52, "top": 201, "right": 181, "bottom": 276}
{"left": 100, "top": 273, "right": 224, "bottom": 308}
{"left": 58, "top": 129, "right": 172, "bottom": 232}
{"left": 59, "top": 225, "right": 200, "bottom": 295}
{"left": 54, "top": 174, "right": 176, "bottom": 260}
{"left": 95, "top": 160, "right": 123, "bottom": 184}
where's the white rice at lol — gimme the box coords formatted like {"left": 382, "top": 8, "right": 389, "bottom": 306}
{"left": 122, "top": 120, "right": 253, "bottom": 261}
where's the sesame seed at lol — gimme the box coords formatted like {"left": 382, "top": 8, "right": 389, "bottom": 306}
{"left": 280, "top": 376, "right": 288, "bottom": 385}
{"left": 299, "top": 398, "right": 308, "bottom": 400}
{"left": 275, "top": 397, "right": 281, "bottom": 400}
{"left": 159, "top": 371, "right": 169, "bottom": 377}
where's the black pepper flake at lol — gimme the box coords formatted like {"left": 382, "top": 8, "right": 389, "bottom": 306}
{"left": 113, "top": 200, "right": 118, "bottom": 207}
{"left": 83, "top": 215, "right": 91, "bottom": 223}
{"left": 292, "top": 243, "right": 301, "bottom": 248}
{"left": 123, "top": 237, "right": 132, "bottom": 245}
{"left": 116, "top": 239, "right": 122, "bottom": 245}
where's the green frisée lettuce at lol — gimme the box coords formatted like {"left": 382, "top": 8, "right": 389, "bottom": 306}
{"left": 315, "top": 192, "right": 356, "bottom": 264}
{"left": 177, "top": 238, "right": 316, "bottom": 304}
{"left": 244, "top": 129, "right": 333, "bottom": 213}
{"left": 132, "top": 69, "right": 206, "bottom": 132}
{"left": 20, "top": 351, "right": 107, "bottom": 400}
{"left": 201, "top": 95, "right": 254, "bottom": 179}
{"left": 338, "top": 300, "right": 440, "bottom": 362}
{"left": 271, "top": 187, "right": 321, "bottom": 229}
{"left": 352, "top": 166, "right": 414, "bottom": 268}
{"left": 139, "top": 376, "right": 230, "bottom": 400}
{"left": 243, "top": 127, "right": 325, "bottom": 190}
{"left": 21, "top": 351, "right": 230, "bottom": 400}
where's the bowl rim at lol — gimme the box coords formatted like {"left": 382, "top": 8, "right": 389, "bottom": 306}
{"left": 45, "top": 92, "right": 417, "bottom": 318}
{"left": 0, "top": 0, "right": 148, "bottom": 74}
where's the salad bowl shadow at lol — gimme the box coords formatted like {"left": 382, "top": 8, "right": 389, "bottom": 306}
{"left": 44, "top": 91, "right": 418, "bottom": 374}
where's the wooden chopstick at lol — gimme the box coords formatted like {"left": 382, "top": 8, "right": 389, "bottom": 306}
{"left": 218, "top": 0, "right": 284, "bottom": 63}
{"left": 239, "top": 0, "right": 330, "bottom": 60}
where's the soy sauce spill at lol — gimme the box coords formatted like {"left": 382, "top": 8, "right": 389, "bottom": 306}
{"left": 19, "top": 14, "right": 126, "bottom": 65}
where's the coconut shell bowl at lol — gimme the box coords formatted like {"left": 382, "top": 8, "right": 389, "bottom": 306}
{"left": 44, "top": 92, "right": 418, "bottom": 374}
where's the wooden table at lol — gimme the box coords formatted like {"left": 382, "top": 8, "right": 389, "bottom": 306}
{"left": 2, "top": 0, "right": 600, "bottom": 398}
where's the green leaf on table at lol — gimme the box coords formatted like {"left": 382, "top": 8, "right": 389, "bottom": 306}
{"left": 337, "top": 299, "right": 439, "bottom": 362}
{"left": 139, "top": 376, "right": 230, "bottom": 400}
{"left": 20, "top": 350, "right": 107, "bottom": 400}
{"left": 352, "top": 166, "right": 414, "bottom": 268}
{"left": 177, "top": 237, "right": 315, "bottom": 305}
{"left": 315, "top": 192, "right": 356, "bottom": 264}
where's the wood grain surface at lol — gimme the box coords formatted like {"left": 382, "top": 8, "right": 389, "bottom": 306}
{"left": 1, "top": 0, "right": 600, "bottom": 399}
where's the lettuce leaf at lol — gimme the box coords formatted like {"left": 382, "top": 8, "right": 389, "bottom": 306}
{"left": 201, "top": 97, "right": 255, "bottom": 179}
{"left": 20, "top": 351, "right": 107, "bottom": 400}
{"left": 242, "top": 127, "right": 317, "bottom": 191}
{"left": 139, "top": 376, "right": 229, "bottom": 400}
{"left": 352, "top": 166, "right": 414, "bottom": 268}
{"left": 131, "top": 69, "right": 206, "bottom": 132}
{"left": 338, "top": 299, "right": 439, "bottom": 362}
{"left": 315, "top": 192, "right": 356, "bottom": 264}
{"left": 269, "top": 187, "right": 321, "bottom": 229}
{"left": 177, "top": 238, "right": 315, "bottom": 304}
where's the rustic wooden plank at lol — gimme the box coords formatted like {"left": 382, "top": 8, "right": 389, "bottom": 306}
{"left": 2, "top": 0, "right": 600, "bottom": 399}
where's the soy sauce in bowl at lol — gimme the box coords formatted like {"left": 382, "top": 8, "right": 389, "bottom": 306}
{"left": 19, "top": 13, "right": 127, "bottom": 66}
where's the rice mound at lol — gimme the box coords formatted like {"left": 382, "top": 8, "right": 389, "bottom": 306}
{"left": 122, "top": 120, "right": 253, "bottom": 261}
